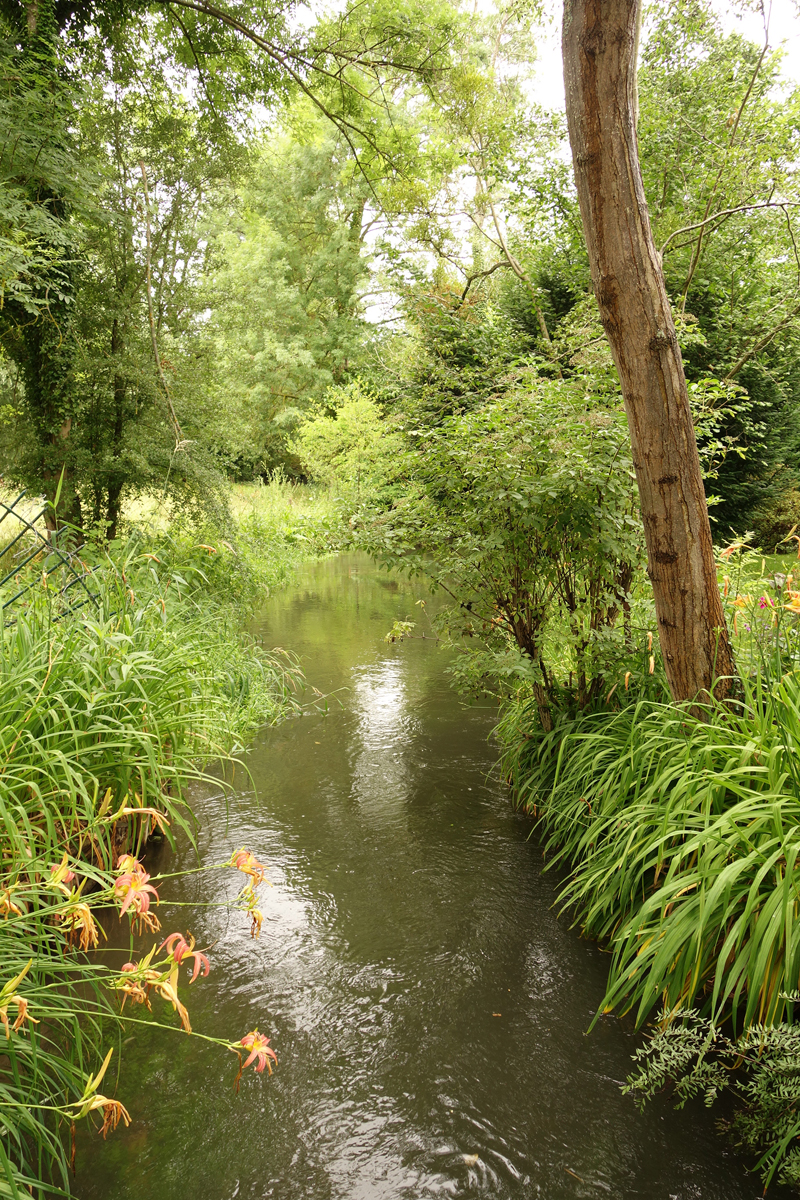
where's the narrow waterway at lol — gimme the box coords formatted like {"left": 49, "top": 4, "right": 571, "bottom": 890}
{"left": 78, "top": 555, "right": 772, "bottom": 1200}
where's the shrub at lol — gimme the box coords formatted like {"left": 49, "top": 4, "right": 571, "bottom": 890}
{"left": 366, "top": 374, "right": 648, "bottom": 726}
{"left": 752, "top": 487, "right": 800, "bottom": 553}
{"left": 625, "top": 1011, "right": 800, "bottom": 1189}
{"left": 290, "top": 381, "right": 404, "bottom": 507}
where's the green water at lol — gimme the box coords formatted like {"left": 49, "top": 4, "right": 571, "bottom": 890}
{"left": 78, "top": 555, "right": 771, "bottom": 1200}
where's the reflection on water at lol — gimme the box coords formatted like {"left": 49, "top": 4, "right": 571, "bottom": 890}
{"left": 77, "top": 556, "right": 775, "bottom": 1200}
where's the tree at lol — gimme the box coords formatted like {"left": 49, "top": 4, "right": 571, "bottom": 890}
{"left": 360, "top": 365, "right": 643, "bottom": 726}
{"left": 0, "top": 26, "right": 238, "bottom": 535}
{"left": 561, "top": 0, "right": 735, "bottom": 703}
{"left": 0, "top": 11, "right": 85, "bottom": 532}
{"left": 637, "top": 0, "right": 800, "bottom": 531}
{"left": 0, "top": 0, "right": 460, "bottom": 531}
{"left": 203, "top": 114, "right": 372, "bottom": 476}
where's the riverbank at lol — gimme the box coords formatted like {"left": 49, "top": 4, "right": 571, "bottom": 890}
{"left": 0, "top": 487, "right": 339, "bottom": 1197}
{"left": 496, "top": 552, "right": 800, "bottom": 1190}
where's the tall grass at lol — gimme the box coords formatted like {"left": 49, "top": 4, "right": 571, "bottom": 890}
{"left": 498, "top": 673, "right": 800, "bottom": 1188}
{"left": 0, "top": 532, "right": 302, "bottom": 1196}
{"left": 499, "top": 672, "right": 800, "bottom": 1030}
{"left": 229, "top": 474, "right": 348, "bottom": 600}
{"left": 492, "top": 547, "right": 800, "bottom": 1186}
{"left": 496, "top": 547, "right": 800, "bottom": 1027}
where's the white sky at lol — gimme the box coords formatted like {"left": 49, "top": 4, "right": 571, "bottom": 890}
{"left": 530, "top": 0, "right": 800, "bottom": 110}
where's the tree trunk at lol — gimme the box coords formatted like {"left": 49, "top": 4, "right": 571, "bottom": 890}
{"left": 561, "top": 0, "right": 735, "bottom": 703}
{"left": 106, "top": 317, "right": 127, "bottom": 541}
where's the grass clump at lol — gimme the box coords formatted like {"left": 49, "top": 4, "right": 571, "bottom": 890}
{"left": 499, "top": 676, "right": 800, "bottom": 1031}
{"left": 228, "top": 475, "right": 349, "bottom": 601}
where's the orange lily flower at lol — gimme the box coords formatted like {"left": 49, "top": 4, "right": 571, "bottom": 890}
{"left": 160, "top": 932, "right": 210, "bottom": 983}
{"left": 0, "top": 886, "right": 23, "bottom": 919}
{"left": 114, "top": 868, "right": 159, "bottom": 920}
{"left": 155, "top": 978, "right": 192, "bottom": 1032}
{"left": 115, "top": 854, "right": 143, "bottom": 874}
{"left": 116, "top": 962, "right": 155, "bottom": 1010}
{"left": 70, "top": 1048, "right": 131, "bottom": 1137}
{"left": 47, "top": 853, "right": 76, "bottom": 897}
{"left": 236, "top": 1029, "right": 277, "bottom": 1087}
{"left": 0, "top": 962, "right": 39, "bottom": 1040}
{"left": 231, "top": 848, "right": 267, "bottom": 888}
{"left": 97, "top": 1099, "right": 131, "bottom": 1139}
{"left": 61, "top": 901, "right": 103, "bottom": 952}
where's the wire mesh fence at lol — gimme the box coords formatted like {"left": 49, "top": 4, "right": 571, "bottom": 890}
{"left": 0, "top": 490, "right": 99, "bottom": 624}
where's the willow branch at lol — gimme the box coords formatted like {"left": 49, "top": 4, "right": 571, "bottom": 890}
{"left": 458, "top": 260, "right": 512, "bottom": 302}
{"left": 484, "top": 195, "right": 562, "bottom": 377}
{"left": 723, "top": 298, "right": 800, "bottom": 381}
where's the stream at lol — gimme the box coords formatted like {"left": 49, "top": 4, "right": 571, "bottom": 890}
{"left": 78, "top": 554, "right": 772, "bottom": 1200}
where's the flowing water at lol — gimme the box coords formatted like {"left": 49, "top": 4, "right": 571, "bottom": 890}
{"left": 78, "top": 555, "right": 775, "bottom": 1200}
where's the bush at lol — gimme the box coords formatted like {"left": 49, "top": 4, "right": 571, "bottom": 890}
{"left": 365, "top": 373, "right": 648, "bottom": 726}
{"left": 752, "top": 487, "right": 800, "bottom": 553}
{"left": 290, "top": 381, "right": 404, "bottom": 507}
{"left": 625, "top": 1011, "right": 800, "bottom": 1189}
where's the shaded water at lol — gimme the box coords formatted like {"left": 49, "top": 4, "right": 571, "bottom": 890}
{"left": 79, "top": 555, "right": 769, "bottom": 1200}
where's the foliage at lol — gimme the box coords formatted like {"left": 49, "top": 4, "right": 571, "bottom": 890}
{"left": 752, "top": 489, "right": 800, "bottom": 554}
{"left": 202, "top": 122, "right": 372, "bottom": 477}
{"left": 365, "top": 364, "right": 646, "bottom": 723}
{"left": 0, "top": 42, "right": 82, "bottom": 318}
{"left": 636, "top": 0, "right": 800, "bottom": 530}
{"left": 227, "top": 474, "right": 351, "bottom": 600}
{"left": 497, "top": 564, "right": 800, "bottom": 1036}
{"left": 379, "top": 284, "right": 534, "bottom": 423}
{"left": 624, "top": 1010, "right": 800, "bottom": 1189}
{"left": 291, "top": 381, "right": 403, "bottom": 505}
{"left": 0, "top": 0, "right": 467, "bottom": 528}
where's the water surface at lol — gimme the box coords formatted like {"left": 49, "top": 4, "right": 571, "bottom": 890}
{"left": 78, "top": 555, "right": 772, "bottom": 1200}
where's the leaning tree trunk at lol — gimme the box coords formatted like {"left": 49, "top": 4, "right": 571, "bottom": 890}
{"left": 562, "top": 0, "right": 735, "bottom": 702}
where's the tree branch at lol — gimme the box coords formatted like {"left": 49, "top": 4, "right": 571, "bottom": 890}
{"left": 723, "top": 298, "right": 800, "bottom": 381}
{"left": 458, "top": 259, "right": 511, "bottom": 302}
{"left": 679, "top": 19, "right": 772, "bottom": 308}
{"left": 659, "top": 200, "right": 800, "bottom": 258}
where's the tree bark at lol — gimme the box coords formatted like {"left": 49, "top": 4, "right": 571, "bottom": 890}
{"left": 562, "top": 0, "right": 735, "bottom": 702}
